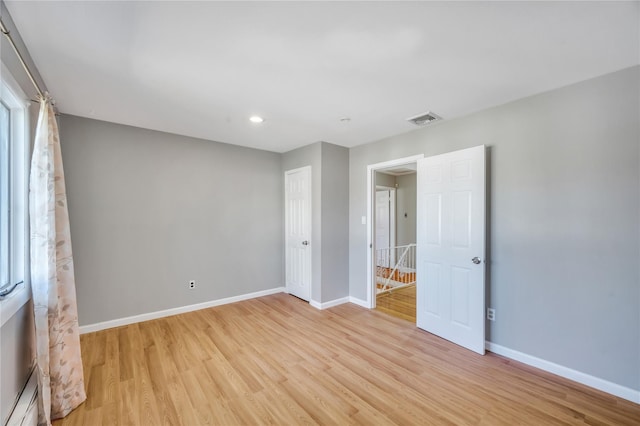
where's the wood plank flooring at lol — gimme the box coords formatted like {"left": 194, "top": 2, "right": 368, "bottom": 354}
{"left": 376, "top": 284, "right": 416, "bottom": 323}
{"left": 54, "top": 293, "right": 640, "bottom": 425}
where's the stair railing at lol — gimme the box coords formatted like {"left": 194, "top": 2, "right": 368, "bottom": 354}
{"left": 376, "top": 244, "right": 416, "bottom": 293}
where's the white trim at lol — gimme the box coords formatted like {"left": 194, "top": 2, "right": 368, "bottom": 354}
{"left": 348, "top": 297, "right": 369, "bottom": 308}
{"left": 309, "top": 296, "right": 350, "bottom": 310}
{"left": 486, "top": 341, "right": 640, "bottom": 404}
{"left": 79, "top": 287, "right": 285, "bottom": 334}
{"left": 390, "top": 188, "right": 396, "bottom": 251}
{"left": 0, "top": 282, "right": 31, "bottom": 327}
{"left": 6, "top": 366, "right": 37, "bottom": 426}
{"left": 366, "top": 154, "right": 424, "bottom": 309}
{"left": 284, "top": 165, "right": 311, "bottom": 175}
{"left": 0, "top": 62, "right": 31, "bottom": 327}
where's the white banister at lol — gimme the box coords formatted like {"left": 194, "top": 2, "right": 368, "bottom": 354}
{"left": 375, "top": 244, "right": 416, "bottom": 294}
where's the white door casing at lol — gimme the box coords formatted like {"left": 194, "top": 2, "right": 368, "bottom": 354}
{"left": 416, "top": 145, "right": 486, "bottom": 354}
{"left": 285, "top": 166, "right": 312, "bottom": 301}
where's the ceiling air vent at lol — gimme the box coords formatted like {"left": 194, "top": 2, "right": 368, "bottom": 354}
{"left": 407, "top": 111, "right": 442, "bottom": 126}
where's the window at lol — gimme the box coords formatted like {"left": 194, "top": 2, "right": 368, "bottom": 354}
{"left": 0, "top": 63, "right": 29, "bottom": 326}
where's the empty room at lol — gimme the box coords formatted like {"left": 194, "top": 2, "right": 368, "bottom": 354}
{"left": 0, "top": 1, "right": 639, "bottom": 425}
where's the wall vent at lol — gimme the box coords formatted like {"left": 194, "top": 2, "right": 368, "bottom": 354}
{"left": 407, "top": 111, "right": 442, "bottom": 126}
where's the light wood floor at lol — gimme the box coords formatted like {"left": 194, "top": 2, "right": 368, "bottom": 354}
{"left": 54, "top": 293, "right": 640, "bottom": 425}
{"left": 375, "top": 284, "right": 416, "bottom": 323}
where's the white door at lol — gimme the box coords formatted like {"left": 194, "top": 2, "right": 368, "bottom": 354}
{"left": 285, "top": 166, "right": 312, "bottom": 301}
{"left": 375, "top": 190, "right": 391, "bottom": 267}
{"left": 416, "top": 145, "right": 486, "bottom": 354}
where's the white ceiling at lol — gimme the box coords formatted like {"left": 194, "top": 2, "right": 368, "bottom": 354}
{"left": 5, "top": 1, "right": 639, "bottom": 153}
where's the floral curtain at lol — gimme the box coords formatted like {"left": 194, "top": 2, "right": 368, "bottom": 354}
{"left": 29, "top": 95, "right": 86, "bottom": 425}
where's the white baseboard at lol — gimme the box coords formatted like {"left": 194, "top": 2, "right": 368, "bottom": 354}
{"left": 310, "top": 296, "right": 350, "bottom": 310}
{"left": 486, "top": 341, "right": 640, "bottom": 404}
{"left": 309, "top": 300, "right": 322, "bottom": 309}
{"left": 348, "top": 296, "right": 369, "bottom": 308}
{"left": 79, "top": 287, "right": 285, "bottom": 334}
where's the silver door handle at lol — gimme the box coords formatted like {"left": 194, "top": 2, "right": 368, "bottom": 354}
{"left": 472, "top": 257, "right": 481, "bottom": 264}
{"left": 302, "top": 241, "right": 309, "bottom": 246}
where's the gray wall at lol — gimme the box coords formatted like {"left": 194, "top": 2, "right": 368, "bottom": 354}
{"left": 395, "top": 173, "right": 416, "bottom": 246}
{"left": 320, "top": 143, "right": 349, "bottom": 302}
{"left": 349, "top": 66, "right": 640, "bottom": 391}
{"left": 0, "top": 2, "right": 42, "bottom": 423}
{"left": 375, "top": 171, "right": 396, "bottom": 188}
{"left": 59, "top": 115, "right": 283, "bottom": 325}
{"left": 282, "top": 142, "right": 350, "bottom": 303}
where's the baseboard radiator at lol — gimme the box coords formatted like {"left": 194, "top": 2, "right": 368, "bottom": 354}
{"left": 6, "top": 368, "right": 37, "bottom": 426}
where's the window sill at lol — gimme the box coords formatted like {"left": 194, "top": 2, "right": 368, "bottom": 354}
{"left": 0, "top": 282, "right": 31, "bottom": 327}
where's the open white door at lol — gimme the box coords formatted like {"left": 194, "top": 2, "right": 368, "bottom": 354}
{"left": 416, "top": 145, "right": 486, "bottom": 354}
{"left": 285, "top": 166, "right": 312, "bottom": 301}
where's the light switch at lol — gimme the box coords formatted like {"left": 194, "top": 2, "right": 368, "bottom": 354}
{"left": 361, "top": 216, "right": 367, "bottom": 225}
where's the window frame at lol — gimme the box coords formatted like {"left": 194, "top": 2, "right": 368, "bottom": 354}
{"left": 1, "top": 99, "right": 9, "bottom": 289}
{"left": 0, "top": 62, "right": 31, "bottom": 327}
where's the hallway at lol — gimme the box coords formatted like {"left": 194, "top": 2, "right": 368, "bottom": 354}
{"left": 375, "top": 284, "right": 416, "bottom": 323}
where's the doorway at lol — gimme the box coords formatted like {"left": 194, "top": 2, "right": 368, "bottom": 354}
{"left": 366, "top": 154, "right": 423, "bottom": 316}
{"left": 367, "top": 147, "right": 486, "bottom": 355}
{"left": 373, "top": 169, "right": 417, "bottom": 322}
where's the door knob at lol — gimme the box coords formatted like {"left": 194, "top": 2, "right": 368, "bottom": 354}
{"left": 472, "top": 257, "right": 481, "bottom": 264}
{"left": 302, "top": 240, "right": 309, "bottom": 246}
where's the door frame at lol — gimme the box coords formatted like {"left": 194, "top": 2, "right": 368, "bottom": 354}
{"left": 366, "top": 154, "right": 424, "bottom": 309}
{"left": 284, "top": 165, "right": 312, "bottom": 302}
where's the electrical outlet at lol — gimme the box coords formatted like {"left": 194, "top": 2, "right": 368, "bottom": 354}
{"left": 487, "top": 308, "right": 495, "bottom": 321}
{"left": 189, "top": 280, "right": 195, "bottom": 289}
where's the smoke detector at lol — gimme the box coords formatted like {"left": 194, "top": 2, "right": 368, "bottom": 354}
{"left": 407, "top": 111, "right": 442, "bottom": 126}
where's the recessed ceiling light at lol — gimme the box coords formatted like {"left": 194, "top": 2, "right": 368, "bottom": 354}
{"left": 249, "top": 116, "right": 264, "bottom": 124}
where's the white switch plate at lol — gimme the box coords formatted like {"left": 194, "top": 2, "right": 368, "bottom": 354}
{"left": 361, "top": 216, "right": 367, "bottom": 225}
